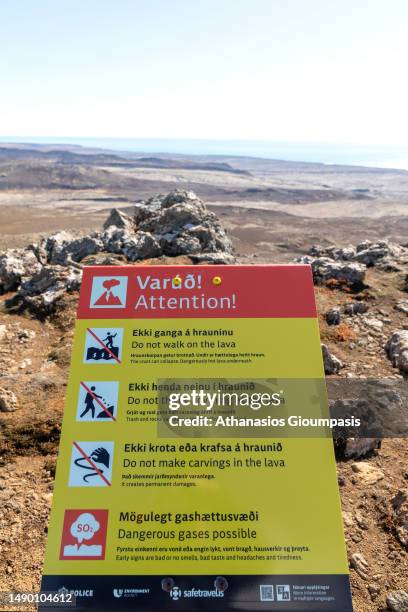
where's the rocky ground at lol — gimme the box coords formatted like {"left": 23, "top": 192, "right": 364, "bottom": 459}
{"left": 0, "top": 189, "right": 407, "bottom": 611}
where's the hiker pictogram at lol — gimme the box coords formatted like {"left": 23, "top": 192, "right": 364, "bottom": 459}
{"left": 77, "top": 381, "right": 119, "bottom": 421}
{"left": 69, "top": 441, "right": 114, "bottom": 487}
{"left": 90, "top": 276, "right": 128, "bottom": 309}
{"left": 104, "top": 331, "right": 117, "bottom": 349}
{"left": 83, "top": 327, "right": 124, "bottom": 364}
{"left": 59, "top": 509, "right": 108, "bottom": 560}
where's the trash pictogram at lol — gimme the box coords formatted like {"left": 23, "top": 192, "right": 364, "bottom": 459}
{"left": 77, "top": 381, "right": 119, "bottom": 421}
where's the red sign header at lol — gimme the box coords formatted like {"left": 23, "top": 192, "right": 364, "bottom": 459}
{"left": 77, "top": 264, "right": 317, "bottom": 319}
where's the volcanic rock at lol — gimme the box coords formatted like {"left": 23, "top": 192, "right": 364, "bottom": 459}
{"left": 387, "top": 590, "right": 408, "bottom": 611}
{"left": 0, "top": 249, "right": 42, "bottom": 293}
{"left": 17, "top": 265, "right": 82, "bottom": 314}
{"left": 386, "top": 331, "right": 408, "bottom": 373}
{"left": 103, "top": 208, "right": 134, "bottom": 231}
{"left": 120, "top": 231, "right": 162, "bottom": 261}
{"left": 135, "top": 189, "right": 233, "bottom": 259}
{"left": 0, "top": 189, "right": 234, "bottom": 308}
{"left": 326, "top": 308, "right": 341, "bottom": 325}
{"left": 0, "top": 388, "right": 18, "bottom": 412}
{"left": 351, "top": 462, "right": 384, "bottom": 485}
{"left": 354, "top": 240, "right": 406, "bottom": 268}
{"left": 350, "top": 552, "right": 369, "bottom": 580}
{"left": 322, "top": 344, "right": 344, "bottom": 374}
{"left": 391, "top": 489, "right": 408, "bottom": 547}
{"left": 344, "top": 301, "right": 368, "bottom": 316}
{"left": 298, "top": 256, "right": 366, "bottom": 288}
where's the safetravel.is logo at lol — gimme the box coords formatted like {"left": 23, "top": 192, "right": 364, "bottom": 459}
{"left": 169, "top": 586, "right": 224, "bottom": 600}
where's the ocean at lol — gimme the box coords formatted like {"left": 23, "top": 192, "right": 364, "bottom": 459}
{"left": 2, "top": 137, "right": 408, "bottom": 170}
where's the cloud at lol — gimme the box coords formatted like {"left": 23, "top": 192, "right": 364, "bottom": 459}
{"left": 70, "top": 512, "right": 100, "bottom": 544}
{"left": 103, "top": 278, "right": 121, "bottom": 291}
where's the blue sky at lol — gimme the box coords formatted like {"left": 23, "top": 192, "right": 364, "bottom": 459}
{"left": 1, "top": 0, "right": 408, "bottom": 144}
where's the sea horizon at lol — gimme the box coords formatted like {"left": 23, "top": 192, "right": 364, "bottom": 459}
{"left": 1, "top": 136, "right": 408, "bottom": 171}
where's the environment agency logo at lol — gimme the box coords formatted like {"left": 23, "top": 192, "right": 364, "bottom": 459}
{"left": 90, "top": 276, "right": 128, "bottom": 309}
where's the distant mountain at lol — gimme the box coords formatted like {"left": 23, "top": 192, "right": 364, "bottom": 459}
{"left": 0, "top": 145, "right": 250, "bottom": 174}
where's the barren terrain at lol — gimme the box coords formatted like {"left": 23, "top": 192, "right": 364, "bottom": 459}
{"left": 0, "top": 144, "right": 407, "bottom": 611}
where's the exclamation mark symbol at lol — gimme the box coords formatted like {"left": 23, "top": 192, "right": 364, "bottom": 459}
{"left": 232, "top": 294, "right": 236, "bottom": 308}
{"left": 197, "top": 274, "right": 202, "bottom": 289}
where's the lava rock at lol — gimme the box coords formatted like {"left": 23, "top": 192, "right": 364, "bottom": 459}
{"left": 0, "top": 388, "right": 18, "bottom": 412}
{"left": 395, "top": 300, "right": 408, "bottom": 315}
{"left": 190, "top": 252, "right": 236, "bottom": 264}
{"left": 332, "top": 379, "right": 405, "bottom": 455}
{"left": 309, "top": 240, "right": 407, "bottom": 269}
{"left": 386, "top": 590, "right": 408, "bottom": 611}
{"left": 351, "top": 462, "right": 384, "bottom": 485}
{"left": 134, "top": 189, "right": 234, "bottom": 259}
{"left": 0, "top": 249, "right": 42, "bottom": 293}
{"left": 309, "top": 244, "right": 356, "bottom": 260}
{"left": 60, "top": 235, "right": 103, "bottom": 264}
{"left": 335, "top": 437, "right": 381, "bottom": 460}
{"left": 0, "top": 324, "right": 7, "bottom": 341}
{"left": 326, "top": 308, "right": 341, "bottom": 325}
{"left": 391, "top": 489, "right": 408, "bottom": 547}
{"left": 354, "top": 240, "right": 406, "bottom": 267}
{"left": 45, "top": 231, "right": 76, "bottom": 264}
{"left": 121, "top": 231, "right": 161, "bottom": 261}
{"left": 1, "top": 190, "right": 234, "bottom": 311}
{"left": 101, "top": 227, "right": 131, "bottom": 254}
{"left": 103, "top": 208, "right": 134, "bottom": 231}
{"left": 45, "top": 231, "right": 103, "bottom": 265}
{"left": 386, "top": 331, "right": 408, "bottom": 373}
{"left": 350, "top": 552, "right": 369, "bottom": 579}
{"left": 17, "top": 265, "right": 82, "bottom": 314}
{"left": 298, "top": 256, "right": 366, "bottom": 288}
{"left": 322, "top": 344, "right": 344, "bottom": 374}
{"left": 344, "top": 301, "right": 368, "bottom": 316}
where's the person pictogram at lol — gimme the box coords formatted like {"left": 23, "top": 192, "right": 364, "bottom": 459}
{"left": 77, "top": 381, "right": 118, "bottom": 421}
{"left": 102, "top": 331, "right": 117, "bottom": 350}
{"left": 80, "top": 386, "right": 102, "bottom": 419}
{"left": 83, "top": 328, "right": 123, "bottom": 364}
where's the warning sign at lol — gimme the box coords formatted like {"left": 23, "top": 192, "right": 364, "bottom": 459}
{"left": 41, "top": 265, "right": 352, "bottom": 611}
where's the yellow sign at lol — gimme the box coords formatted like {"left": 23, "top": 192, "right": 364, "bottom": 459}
{"left": 41, "top": 265, "right": 352, "bottom": 610}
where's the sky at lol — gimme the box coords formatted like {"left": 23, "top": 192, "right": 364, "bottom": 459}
{"left": 1, "top": 0, "right": 408, "bottom": 145}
